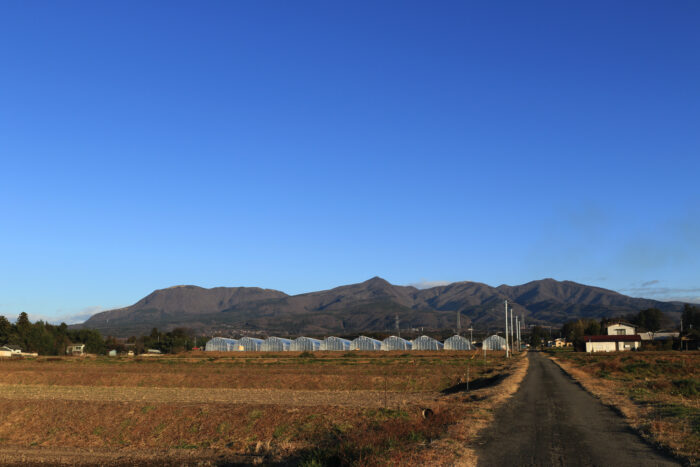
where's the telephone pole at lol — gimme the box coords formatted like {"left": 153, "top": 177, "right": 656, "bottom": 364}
{"left": 504, "top": 300, "right": 510, "bottom": 358}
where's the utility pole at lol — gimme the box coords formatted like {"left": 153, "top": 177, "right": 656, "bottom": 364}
{"left": 457, "top": 310, "right": 461, "bottom": 335}
{"left": 504, "top": 300, "right": 510, "bottom": 358}
{"left": 395, "top": 314, "right": 400, "bottom": 338}
{"left": 468, "top": 326, "right": 473, "bottom": 345}
{"left": 510, "top": 306, "right": 514, "bottom": 353}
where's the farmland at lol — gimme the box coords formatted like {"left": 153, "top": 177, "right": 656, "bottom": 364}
{"left": 549, "top": 350, "right": 700, "bottom": 465}
{"left": 0, "top": 351, "right": 528, "bottom": 466}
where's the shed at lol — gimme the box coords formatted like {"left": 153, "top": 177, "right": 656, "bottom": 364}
{"left": 238, "top": 337, "right": 264, "bottom": 351}
{"left": 205, "top": 337, "right": 239, "bottom": 352}
{"left": 482, "top": 335, "right": 507, "bottom": 351}
{"left": 350, "top": 336, "right": 382, "bottom": 351}
{"left": 0, "top": 346, "right": 22, "bottom": 358}
{"left": 290, "top": 337, "right": 322, "bottom": 351}
{"left": 261, "top": 337, "right": 293, "bottom": 352}
{"left": 584, "top": 335, "right": 642, "bottom": 353}
{"left": 321, "top": 336, "right": 351, "bottom": 351}
{"left": 444, "top": 335, "right": 473, "bottom": 350}
{"left": 66, "top": 344, "right": 86, "bottom": 356}
{"left": 411, "top": 335, "right": 444, "bottom": 351}
{"left": 381, "top": 336, "right": 412, "bottom": 351}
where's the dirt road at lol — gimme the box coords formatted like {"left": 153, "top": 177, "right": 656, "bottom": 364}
{"left": 476, "top": 352, "right": 678, "bottom": 467}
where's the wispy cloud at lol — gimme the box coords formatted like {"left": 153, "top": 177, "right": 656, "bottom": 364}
{"left": 27, "top": 306, "right": 108, "bottom": 325}
{"left": 409, "top": 279, "right": 453, "bottom": 289}
{"left": 620, "top": 281, "right": 700, "bottom": 304}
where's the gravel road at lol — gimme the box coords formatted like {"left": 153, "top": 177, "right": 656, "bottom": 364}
{"left": 476, "top": 352, "right": 679, "bottom": 467}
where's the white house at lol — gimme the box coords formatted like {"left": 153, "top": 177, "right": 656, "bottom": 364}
{"left": 0, "top": 346, "right": 22, "bottom": 358}
{"left": 66, "top": 344, "right": 86, "bottom": 356}
{"left": 606, "top": 322, "right": 636, "bottom": 336}
{"left": 584, "top": 335, "right": 641, "bottom": 353}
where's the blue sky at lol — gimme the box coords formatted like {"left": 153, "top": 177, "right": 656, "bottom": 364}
{"left": 1, "top": 1, "right": 699, "bottom": 323}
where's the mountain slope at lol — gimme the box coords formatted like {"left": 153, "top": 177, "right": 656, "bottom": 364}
{"left": 76, "top": 277, "right": 685, "bottom": 336}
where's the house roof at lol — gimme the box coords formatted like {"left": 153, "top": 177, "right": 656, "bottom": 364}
{"left": 606, "top": 322, "right": 636, "bottom": 328}
{"left": 584, "top": 335, "right": 641, "bottom": 342}
{"left": 1, "top": 345, "right": 22, "bottom": 351}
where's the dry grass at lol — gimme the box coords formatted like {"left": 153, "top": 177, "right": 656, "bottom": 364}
{"left": 549, "top": 350, "right": 699, "bottom": 466}
{"left": 0, "top": 350, "right": 526, "bottom": 466}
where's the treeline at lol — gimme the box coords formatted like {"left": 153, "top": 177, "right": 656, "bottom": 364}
{"left": 0, "top": 313, "right": 202, "bottom": 356}
{"left": 0, "top": 312, "right": 104, "bottom": 354}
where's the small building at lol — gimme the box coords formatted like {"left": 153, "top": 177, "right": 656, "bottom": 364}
{"left": 108, "top": 349, "right": 118, "bottom": 357}
{"left": 638, "top": 330, "right": 680, "bottom": 341}
{"left": 66, "top": 344, "right": 86, "bottom": 356}
{"left": 127, "top": 350, "right": 134, "bottom": 357}
{"left": 444, "top": 335, "right": 473, "bottom": 351}
{"left": 553, "top": 338, "right": 571, "bottom": 348}
{"left": 606, "top": 322, "right": 636, "bottom": 336}
{"left": 584, "top": 335, "right": 642, "bottom": 353}
{"left": 0, "top": 345, "right": 22, "bottom": 358}
{"left": 411, "top": 335, "right": 443, "bottom": 351}
{"left": 146, "top": 348, "right": 162, "bottom": 354}
{"left": 380, "top": 335, "right": 412, "bottom": 351}
{"left": 350, "top": 336, "right": 382, "bottom": 351}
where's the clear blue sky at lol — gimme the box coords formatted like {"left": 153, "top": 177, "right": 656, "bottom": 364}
{"left": 1, "top": 1, "right": 699, "bottom": 323}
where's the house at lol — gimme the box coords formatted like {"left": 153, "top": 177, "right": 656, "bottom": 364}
{"left": 606, "top": 322, "right": 636, "bottom": 336}
{"left": 0, "top": 345, "right": 22, "bottom": 358}
{"left": 584, "top": 335, "right": 642, "bottom": 353}
{"left": 146, "top": 349, "right": 162, "bottom": 354}
{"left": 554, "top": 338, "right": 571, "bottom": 348}
{"left": 66, "top": 344, "right": 86, "bottom": 356}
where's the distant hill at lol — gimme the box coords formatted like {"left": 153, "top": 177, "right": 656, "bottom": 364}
{"left": 75, "top": 277, "right": 685, "bottom": 337}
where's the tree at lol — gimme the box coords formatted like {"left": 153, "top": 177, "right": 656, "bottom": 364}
{"left": 529, "top": 326, "right": 548, "bottom": 348}
{"left": 636, "top": 308, "right": 663, "bottom": 332}
{"left": 0, "top": 316, "right": 12, "bottom": 344}
{"left": 682, "top": 304, "right": 700, "bottom": 333}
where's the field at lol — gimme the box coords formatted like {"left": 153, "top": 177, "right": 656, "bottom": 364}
{"left": 549, "top": 350, "right": 700, "bottom": 465}
{"left": 0, "top": 351, "right": 528, "bottom": 466}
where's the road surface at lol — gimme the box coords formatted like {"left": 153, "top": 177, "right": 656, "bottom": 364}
{"left": 476, "top": 352, "right": 678, "bottom": 467}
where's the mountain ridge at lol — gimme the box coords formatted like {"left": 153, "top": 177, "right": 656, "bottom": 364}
{"left": 76, "top": 277, "right": 684, "bottom": 337}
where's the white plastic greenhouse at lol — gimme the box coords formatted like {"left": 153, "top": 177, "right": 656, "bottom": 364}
{"left": 381, "top": 335, "right": 413, "bottom": 351}
{"left": 482, "top": 334, "right": 507, "bottom": 351}
{"left": 320, "top": 336, "right": 351, "bottom": 351}
{"left": 237, "top": 336, "right": 264, "bottom": 351}
{"left": 411, "top": 335, "right": 444, "bottom": 351}
{"left": 290, "top": 336, "right": 322, "bottom": 351}
{"left": 350, "top": 336, "right": 382, "bottom": 351}
{"left": 443, "top": 335, "right": 473, "bottom": 350}
{"left": 261, "top": 337, "right": 292, "bottom": 352}
{"left": 204, "top": 337, "right": 239, "bottom": 352}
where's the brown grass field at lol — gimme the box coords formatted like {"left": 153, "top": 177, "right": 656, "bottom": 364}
{"left": 549, "top": 350, "right": 700, "bottom": 465}
{"left": 0, "top": 350, "right": 528, "bottom": 466}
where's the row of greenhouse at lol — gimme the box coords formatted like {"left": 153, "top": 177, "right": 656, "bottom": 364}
{"left": 205, "top": 334, "right": 508, "bottom": 352}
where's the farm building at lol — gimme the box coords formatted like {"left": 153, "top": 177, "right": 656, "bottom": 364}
{"left": 261, "top": 337, "right": 292, "bottom": 352}
{"left": 238, "top": 337, "right": 264, "bottom": 351}
{"left": 411, "top": 335, "right": 444, "bottom": 351}
{"left": 0, "top": 346, "right": 22, "bottom": 358}
{"left": 66, "top": 344, "right": 86, "bottom": 355}
{"left": 350, "top": 336, "right": 382, "bottom": 351}
{"left": 606, "top": 322, "right": 636, "bottom": 336}
{"left": 321, "top": 336, "right": 352, "bottom": 351}
{"left": 444, "top": 335, "right": 473, "bottom": 350}
{"left": 205, "top": 337, "right": 239, "bottom": 352}
{"left": 584, "top": 335, "right": 642, "bottom": 353}
{"left": 381, "top": 336, "right": 412, "bottom": 351}
{"left": 290, "top": 337, "right": 322, "bottom": 351}
{"left": 482, "top": 335, "right": 507, "bottom": 351}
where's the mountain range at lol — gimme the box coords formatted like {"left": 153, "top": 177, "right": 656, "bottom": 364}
{"left": 75, "top": 277, "right": 684, "bottom": 337}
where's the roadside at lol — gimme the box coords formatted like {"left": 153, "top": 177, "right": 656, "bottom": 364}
{"left": 549, "top": 350, "right": 699, "bottom": 466}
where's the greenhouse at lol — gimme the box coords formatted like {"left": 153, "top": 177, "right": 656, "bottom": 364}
{"left": 204, "top": 337, "right": 239, "bottom": 352}
{"left": 320, "top": 336, "right": 352, "bottom": 351}
{"left": 381, "top": 335, "right": 413, "bottom": 351}
{"left": 261, "top": 337, "right": 292, "bottom": 352}
{"left": 237, "top": 336, "right": 264, "bottom": 351}
{"left": 350, "top": 335, "right": 382, "bottom": 351}
{"left": 411, "top": 335, "right": 444, "bottom": 351}
{"left": 290, "top": 336, "right": 322, "bottom": 351}
{"left": 444, "top": 335, "right": 473, "bottom": 350}
{"left": 482, "top": 334, "right": 507, "bottom": 351}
